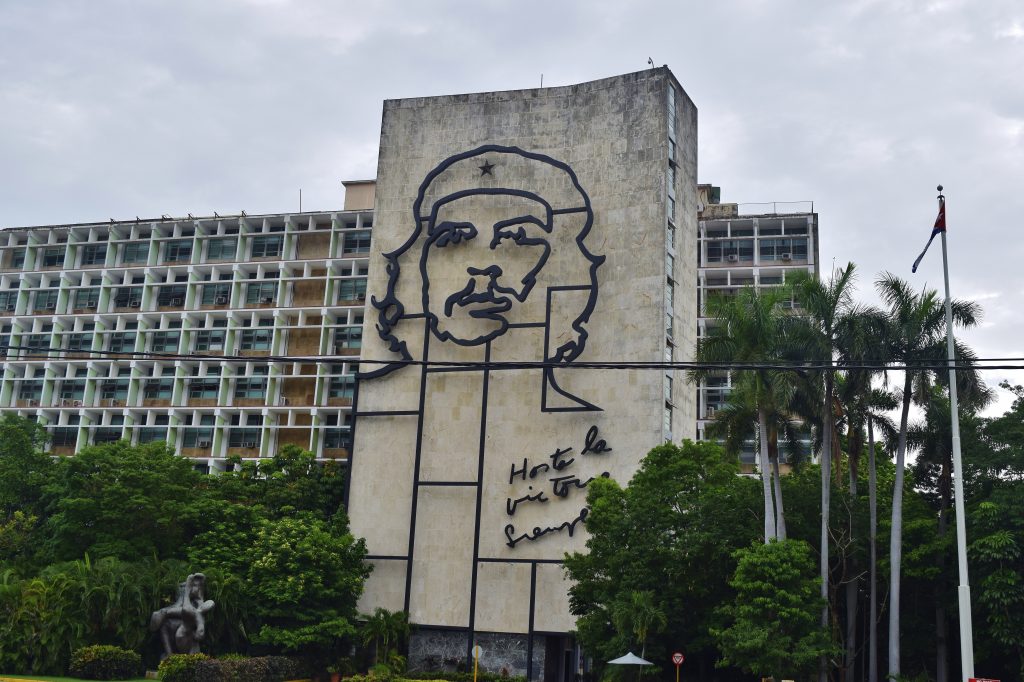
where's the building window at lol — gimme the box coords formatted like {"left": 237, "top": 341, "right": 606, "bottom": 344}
{"left": 81, "top": 244, "right": 107, "bottom": 266}
{"left": 201, "top": 283, "right": 231, "bottom": 305}
{"left": 234, "top": 376, "right": 268, "bottom": 399}
{"left": 18, "top": 380, "right": 43, "bottom": 401}
{"left": 665, "top": 281, "right": 674, "bottom": 339}
{"left": 163, "top": 240, "right": 192, "bottom": 263}
{"left": 74, "top": 288, "right": 101, "bottom": 309}
{"left": 58, "top": 380, "right": 86, "bottom": 401}
{"left": 335, "top": 326, "right": 362, "bottom": 351}
{"left": 94, "top": 427, "right": 122, "bottom": 444}
{"left": 108, "top": 332, "right": 136, "bottom": 353}
{"left": 50, "top": 427, "right": 78, "bottom": 447}
{"left": 113, "top": 286, "right": 143, "bottom": 308}
{"left": 33, "top": 289, "right": 59, "bottom": 312}
{"left": 343, "top": 231, "right": 371, "bottom": 255}
{"left": 183, "top": 419, "right": 214, "bottom": 447}
{"left": 251, "top": 236, "right": 283, "bottom": 258}
{"left": 193, "top": 329, "right": 226, "bottom": 352}
{"left": 99, "top": 379, "right": 130, "bottom": 402}
{"left": 759, "top": 238, "right": 808, "bottom": 262}
{"left": 706, "top": 239, "right": 754, "bottom": 264}
{"left": 65, "top": 333, "right": 93, "bottom": 352}
{"left": 143, "top": 379, "right": 174, "bottom": 400}
{"left": 245, "top": 282, "right": 278, "bottom": 305}
{"left": 24, "top": 333, "right": 52, "bottom": 351}
{"left": 338, "top": 278, "right": 367, "bottom": 302}
{"left": 188, "top": 379, "right": 219, "bottom": 400}
{"left": 239, "top": 329, "right": 272, "bottom": 351}
{"left": 42, "top": 248, "right": 65, "bottom": 268}
{"left": 156, "top": 285, "right": 188, "bottom": 306}
{"left": 228, "top": 428, "right": 260, "bottom": 448}
{"left": 0, "top": 291, "right": 18, "bottom": 311}
{"left": 664, "top": 404, "right": 673, "bottom": 435}
{"left": 10, "top": 250, "right": 26, "bottom": 269}
{"left": 324, "top": 428, "right": 351, "bottom": 449}
{"left": 149, "top": 331, "right": 181, "bottom": 353}
{"left": 122, "top": 242, "right": 149, "bottom": 264}
{"left": 138, "top": 427, "right": 167, "bottom": 444}
{"left": 328, "top": 374, "right": 355, "bottom": 399}
{"left": 206, "top": 238, "right": 237, "bottom": 260}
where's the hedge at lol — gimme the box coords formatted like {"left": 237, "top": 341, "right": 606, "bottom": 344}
{"left": 158, "top": 654, "right": 307, "bottom": 682}
{"left": 68, "top": 645, "right": 143, "bottom": 680}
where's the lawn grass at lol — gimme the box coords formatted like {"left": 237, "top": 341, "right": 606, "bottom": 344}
{"left": 0, "top": 676, "right": 150, "bottom": 682}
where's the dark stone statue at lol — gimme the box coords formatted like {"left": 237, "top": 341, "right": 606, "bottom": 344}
{"left": 149, "top": 572, "right": 215, "bottom": 659}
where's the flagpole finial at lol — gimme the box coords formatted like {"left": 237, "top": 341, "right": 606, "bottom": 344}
{"left": 937, "top": 184, "right": 944, "bottom": 199}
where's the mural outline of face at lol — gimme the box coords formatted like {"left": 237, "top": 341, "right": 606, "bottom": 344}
{"left": 421, "top": 191, "right": 552, "bottom": 345}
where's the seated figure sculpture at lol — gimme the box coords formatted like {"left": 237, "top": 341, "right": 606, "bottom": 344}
{"left": 149, "top": 572, "right": 215, "bottom": 659}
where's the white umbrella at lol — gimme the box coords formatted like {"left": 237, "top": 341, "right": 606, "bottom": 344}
{"left": 608, "top": 652, "right": 653, "bottom": 666}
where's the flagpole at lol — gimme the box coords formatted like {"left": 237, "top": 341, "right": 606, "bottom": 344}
{"left": 936, "top": 185, "right": 975, "bottom": 682}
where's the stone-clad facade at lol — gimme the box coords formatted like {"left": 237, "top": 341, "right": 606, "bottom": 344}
{"left": 348, "top": 68, "right": 697, "bottom": 681}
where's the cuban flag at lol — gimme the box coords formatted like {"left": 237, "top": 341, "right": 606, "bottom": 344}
{"left": 912, "top": 194, "right": 946, "bottom": 273}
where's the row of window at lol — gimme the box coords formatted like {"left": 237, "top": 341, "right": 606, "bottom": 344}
{"left": 12, "top": 374, "right": 355, "bottom": 402}
{"left": 2, "top": 233, "right": 373, "bottom": 270}
{"left": 704, "top": 237, "right": 810, "bottom": 264}
{"left": 3, "top": 278, "right": 367, "bottom": 313}
{"left": 47, "top": 426, "right": 352, "bottom": 450}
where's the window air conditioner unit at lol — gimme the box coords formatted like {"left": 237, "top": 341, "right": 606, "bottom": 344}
{"left": 209, "top": 343, "right": 224, "bottom": 351}
{"left": 129, "top": 300, "right": 141, "bottom": 308}
{"left": 170, "top": 297, "right": 183, "bottom": 306}
{"left": 214, "top": 296, "right": 228, "bottom": 305}
{"left": 73, "top": 400, "right": 83, "bottom": 407}
{"left": 43, "top": 303, "right": 56, "bottom": 310}
{"left": 5, "top": 304, "right": 15, "bottom": 312}
{"left": 260, "top": 296, "right": 274, "bottom": 304}
{"left": 726, "top": 254, "right": 739, "bottom": 263}
{"left": 28, "top": 399, "right": 38, "bottom": 406}
{"left": 85, "top": 301, "right": 98, "bottom": 309}
{"left": 107, "top": 398, "right": 118, "bottom": 407}
{"left": 242, "top": 441, "right": 256, "bottom": 448}
{"left": 197, "top": 439, "right": 211, "bottom": 448}
{"left": 781, "top": 252, "right": 793, "bottom": 261}
{"left": 61, "top": 399, "right": 71, "bottom": 407}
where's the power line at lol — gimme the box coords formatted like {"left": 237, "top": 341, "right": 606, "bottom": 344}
{"left": 2, "top": 344, "right": 1024, "bottom": 372}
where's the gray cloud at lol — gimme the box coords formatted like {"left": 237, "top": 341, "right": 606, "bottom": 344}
{"left": 1, "top": 0, "right": 1021, "bottom": 412}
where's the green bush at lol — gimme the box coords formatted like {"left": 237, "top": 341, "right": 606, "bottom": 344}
{"left": 405, "top": 673, "right": 525, "bottom": 682}
{"left": 159, "top": 653, "right": 210, "bottom": 682}
{"left": 68, "top": 644, "right": 143, "bottom": 680}
{"left": 188, "top": 655, "right": 309, "bottom": 682}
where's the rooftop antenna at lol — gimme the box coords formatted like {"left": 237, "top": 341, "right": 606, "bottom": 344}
{"left": 299, "top": 189, "right": 302, "bottom": 213}
{"left": 647, "top": 57, "right": 655, "bottom": 68}
{"left": 540, "top": 73, "right": 543, "bottom": 88}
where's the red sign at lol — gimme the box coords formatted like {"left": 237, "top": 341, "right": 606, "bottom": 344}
{"left": 672, "top": 653, "right": 684, "bottom": 666}
{"left": 968, "top": 678, "right": 999, "bottom": 682}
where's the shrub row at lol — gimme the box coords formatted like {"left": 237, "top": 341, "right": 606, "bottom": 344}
{"left": 158, "top": 653, "right": 309, "bottom": 682}
{"left": 405, "top": 672, "right": 526, "bottom": 682}
{"left": 69, "top": 645, "right": 143, "bottom": 680}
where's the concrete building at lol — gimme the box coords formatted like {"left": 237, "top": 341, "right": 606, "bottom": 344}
{"left": 347, "top": 68, "right": 697, "bottom": 680}
{"left": 695, "top": 184, "right": 819, "bottom": 470}
{"left": 0, "top": 186, "right": 375, "bottom": 471}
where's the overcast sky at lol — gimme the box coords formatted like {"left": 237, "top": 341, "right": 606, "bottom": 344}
{"left": 1, "top": 0, "right": 1021, "bottom": 414}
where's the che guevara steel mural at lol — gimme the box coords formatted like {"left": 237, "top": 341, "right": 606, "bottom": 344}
{"left": 357, "top": 144, "right": 612, "bottom": 558}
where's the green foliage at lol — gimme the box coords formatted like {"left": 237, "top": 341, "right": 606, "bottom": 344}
{"left": 360, "top": 608, "right": 410, "bottom": 665}
{"left": 191, "top": 512, "right": 369, "bottom": 662}
{"left": 41, "top": 440, "right": 206, "bottom": 562}
{"left": 189, "top": 655, "right": 307, "bottom": 682}
{"left": 712, "top": 539, "right": 834, "bottom": 679}
{"left": 404, "top": 673, "right": 525, "bottom": 682}
{"left": 68, "top": 644, "right": 143, "bottom": 680}
{"left": 159, "top": 653, "right": 210, "bottom": 682}
{"left": 565, "top": 439, "right": 761, "bottom": 676}
{"left": 0, "top": 414, "right": 52, "bottom": 518}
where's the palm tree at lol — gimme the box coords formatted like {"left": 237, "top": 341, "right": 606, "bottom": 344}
{"left": 875, "top": 273, "right": 983, "bottom": 679}
{"left": 789, "top": 262, "right": 861, "bottom": 682}
{"left": 611, "top": 590, "right": 667, "bottom": 658}
{"left": 360, "top": 608, "right": 411, "bottom": 665}
{"left": 693, "top": 285, "right": 794, "bottom": 542}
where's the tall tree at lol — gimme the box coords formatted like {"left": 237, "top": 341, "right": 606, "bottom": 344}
{"left": 874, "top": 273, "right": 982, "bottom": 678}
{"left": 693, "top": 285, "right": 794, "bottom": 543}
{"left": 789, "top": 262, "right": 860, "bottom": 682}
